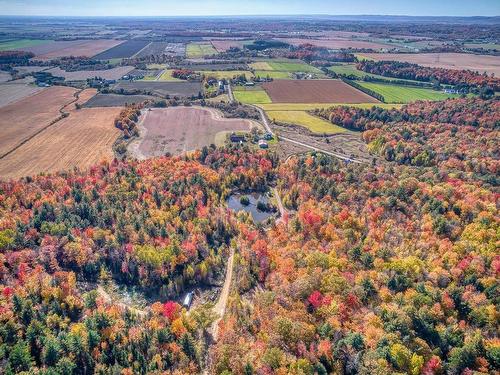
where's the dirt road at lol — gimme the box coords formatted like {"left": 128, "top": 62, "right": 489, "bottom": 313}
{"left": 210, "top": 247, "right": 235, "bottom": 341}
{"left": 272, "top": 187, "right": 286, "bottom": 223}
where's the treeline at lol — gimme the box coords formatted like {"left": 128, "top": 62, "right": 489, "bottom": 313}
{"left": 341, "top": 77, "right": 386, "bottom": 102}
{"left": 0, "top": 51, "right": 34, "bottom": 65}
{"left": 114, "top": 104, "right": 142, "bottom": 138}
{"left": 357, "top": 60, "right": 500, "bottom": 91}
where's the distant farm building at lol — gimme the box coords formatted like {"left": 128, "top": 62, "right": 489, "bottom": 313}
{"left": 230, "top": 132, "right": 245, "bottom": 142}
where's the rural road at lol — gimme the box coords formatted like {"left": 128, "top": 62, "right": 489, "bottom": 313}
{"left": 272, "top": 187, "right": 286, "bottom": 222}
{"left": 227, "top": 84, "right": 235, "bottom": 102}
{"left": 210, "top": 247, "right": 235, "bottom": 341}
{"left": 252, "top": 104, "right": 365, "bottom": 164}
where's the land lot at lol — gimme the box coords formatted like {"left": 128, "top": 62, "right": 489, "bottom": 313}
{"left": 0, "top": 38, "right": 51, "bottom": 51}
{"left": 233, "top": 87, "right": 272, "bottom": 104}
{"left": 0, "top": 86, "right": 77, "bottom": 157}
{"left": 268, "top": 110, "right": 348, "bottom": 134}
{"left": 0, "top": 107, "right": 121, "bottom": 179}
{"left": 357, "top": 81, "right": 459, "bottom": 103}
{"left": 46, "top": 66, "right": 135, "bottom": 81}
{"left": 93, "top": 40, "right": 150, "bottom": 59}
{"left": 281, "top": 38, "right": 392, "bottom": 50}
{"left": 186, "top": 43, "right": 218, "bottom": 58}
{"left": 157, "top": 69, "right": 183, "bottom": 81}
{"left": 129, "top": 107, "right": 257, "bottom": 157}
{"left": 198, "top": 70, "right": 254, "bottom": 80}
{"left": 360, "top": 52, "right": 500, "bottom": 76}
{"left": 22, "top": 39, "right": 123, "bottom": 59}
{"left": 112, "top": 81, "right": 202, "bottom": 97}
{"left": 262, "top": 80, "right": 380, "bottom": 103}
{"left": 135, "top": 42, "right": 185, "bottom": 57}
{"left": 83, "top": 93, "right": 155, "bottom": 107}
{"left": 210, "top": 39, "right": 251, "bottom": 52}
{"left": 0, "top": 80, "right": 44, "bottom": 108}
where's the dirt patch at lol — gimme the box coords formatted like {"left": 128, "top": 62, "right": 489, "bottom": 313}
{"left": 0, "top": 106, "right": 121, "bottom": 179}
{"left": 211, "top": 40, "right": 248, "bottom": 52}
{"left": 362, "top": 52, "right": 500, "bottom": 76}
{"left": 262, "top": 80, "right": 379, "bottom": 103}
{"left": 84, "top": 93, "right": 155, "bottom": 107}
{"left": 129, "top": 106, "right": 258, "bottom": 158}
{"left": 0, "top": 86, "right": 77, "bottom": 157}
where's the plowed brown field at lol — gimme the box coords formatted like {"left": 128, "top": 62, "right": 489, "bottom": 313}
{"left": 0, "top": 106, "right": 121, "bottom": 179}
{"left": 0, "top": 86, "right": 78, "bottom": 157}
{"left": 262, "top": 80, "right": 379, "bottom": 103}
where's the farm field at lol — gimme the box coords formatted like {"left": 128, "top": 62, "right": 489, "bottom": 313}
{"left": 186, "top": 43, "right": 217, "bottom": 58}
{"left": 262, "top": 80, "right": 380, "bottom": 103}
{"left": 129, "top": 107, "right": 257, "bottom": 157}
{"left": 0, "top": 72, "right": 10, "bottom": 83}
{"left": 0, "top": 106, "right": 121, "bottom": 179}
{"left": 157, "top": 69, "right": 183, "bottom": 81}
{"left": 0, "top": 80, "right": 44, "bottom": 108}
{"left": 250, "top": 61, "right": 321, "bottom": 73}
{"left": 360, "top": 52, "right": 500, "bottom": 75}
{"left": 357, "top": 81, "right": 460, "bottom": 103}
{"left": 83, "top": 93, "right": 156, "bottom": 107}
{"left": 328, "top": 64, "right": 426, "bottom": 84}
{"left": 198, "top": 70, "right": 254, "bottom": 80}
{"left": 281, "top": 38, "right": 392, "bottom": 50}
{"left": 45, "top": 66, "right": 135, "bottom": 81}
{"left": 210, "top": 39, "right": 252, "bottom": 52}
{"left": 112, "top": 81, "right": 202, "bottom": 97}
{"left": 233, "top": 87, "right": 272, "bottom": 104}
{"left": 20, "top": 39, "right": 124, "bottom": 59}
{"left": 0, "top": 86, "right": 77, "bottom": 157}
{"left": 0, "top": 38, "right": 51, "bottom": 51}
{"left": 268, "top": 110, "right": 348, "bottom": 134}
{"left": 258, "top": 102, "right": 402, "bottom": 111}
{"left": 93, "top": 40, "right": 150, "bottom": 59}
{"left": 180, "top": 63, "right": 248, "bottom": 70}
{"left": 135, "top": 42, "right": 184, "bottom": 57}
{"left": 253, "top": 70, "right": 291, "bottom": 79}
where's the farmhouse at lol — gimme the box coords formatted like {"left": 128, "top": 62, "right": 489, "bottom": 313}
{"left": 230, "top": 132, "right": 245, "bottom": 142}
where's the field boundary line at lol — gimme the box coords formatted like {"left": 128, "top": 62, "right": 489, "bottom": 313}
{"left": 131, "top": 41, "right": 152, "bottom": 58}
{"left": 0, "top": 88, "right": 83, "bottom": 161}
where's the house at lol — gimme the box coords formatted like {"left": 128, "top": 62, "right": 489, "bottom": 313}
{"left": 182, "top": 292, "right": 194, "bottom": 309}
{"left": 258, "top": 140, "right": 268, "bottom": 149}
{"left": 264, "top": 133, "right": 273, "bottom": 140}
{"left": 244, "top": 81, "right": 255, "bottom": 86}
{"left": 218, "top": 80, "right": 225, "bottom": 92}
{"left": 444, "top": 88, "right": 458, "bottom": 94}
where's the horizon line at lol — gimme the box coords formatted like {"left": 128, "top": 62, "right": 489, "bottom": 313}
{"left": 0, "top": 14, "right": 499, "bottom": 18}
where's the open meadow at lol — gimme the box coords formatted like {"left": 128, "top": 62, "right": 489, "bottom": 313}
{"left": 357, "top": 81, "right": 460, "bottom": 103}
{"left": 268, "top": 110, "right": 348, "bottom": 134}
{"left": 129, "top": 107, "right": 257, "bottom": 157}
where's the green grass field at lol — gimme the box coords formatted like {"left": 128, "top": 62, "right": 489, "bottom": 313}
{"left": 268, "top": 111, "right": 347, "bottom": 134}
{"left": 357, "top": 82, "right": 460, "bottom": 103}
{"left": 157, "top": 69, "right": 182, "bottom": 81}
{"left": 328, "top": 64, "right": 425, "bottom": 85}
{"left": 198, "top": 70, "right": 254, "bottom": 80}
{"left": 258, "top": 102, "right": 402, "bottom": 111}
{"left": 250, "top": 61, "right": 321, "bottom": 74}
{"left": 0, "top": 39, "right": 50, "bottom": 51}
{"left": 186, "top": 43, "right": 218, "bottom": 58}
{"left": 234, "top": 90, "right": 272, "bottom": 104}
{"left": 254, "top": 70, "right": 291, "bottom": 79}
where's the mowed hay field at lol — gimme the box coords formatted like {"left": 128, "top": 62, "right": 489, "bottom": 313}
{"left": 268, "top": 111, "right": 348, "bottom": 134}
{"left": 0, "top": 106, "right": 121, "bottom": 179}
{"left": 250, "top": 61, "right": 322, "bottom": 73}
{"left": 233, "top": 87, "right": 272, "bottom": 104}
{"left": 198, "top": 70, "right": 254, "bottom": 80}
{"left": 0, "top": 86, "right": 78, "bottom": 157}
{"left": 130, "top": 107, "right": 256, "bottom": 157}
{"left": 262, "top": 80, "right": 380, "bottom": 103}
{"left": 357, "top": 82, "right": 459, "bottom": 103}
{"left": 360, "top": 52, "right": 500, "bottom": 76}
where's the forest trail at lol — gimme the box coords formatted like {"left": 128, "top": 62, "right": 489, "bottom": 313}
{"left": 273, "top": 187, "right": 286, "bottom": 223}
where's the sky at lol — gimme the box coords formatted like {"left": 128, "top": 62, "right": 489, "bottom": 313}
{"left": 0, "top": 0, "right": 498, "bottom": 17}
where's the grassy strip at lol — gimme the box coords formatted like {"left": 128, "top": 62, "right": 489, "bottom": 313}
{"left": 0, "top": 39, "right": 50, "bottom": 51}
{"left": 268, "top": 110, "right": 348, "bottom": 134}
{"left": 341, "top": 78, "right": 385, "bottom": 102}
{"left": 258, "top": 103, "right": 402, "bottom": 111}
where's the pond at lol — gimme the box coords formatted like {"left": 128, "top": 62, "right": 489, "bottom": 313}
{"left": 226, "top": 192, "right": 275, "bottom": 223}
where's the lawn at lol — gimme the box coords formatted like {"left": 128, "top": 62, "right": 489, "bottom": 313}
{"left": 254, "top": 70, "right": 291, "bottom": 79}
{"left": 157, "top": 69, "right": 182, "bottom": 81}
{"left": 198, "top": 70, "right": 254, "bottom": 80}
{"left": 258, "top": 102, "right": 402, "bottom": 111}
{"left": 186, "top": 43, "right": 218, "bottom": 58}
{"left": 0, "top": 39, "right": 50, "bottom": 51}
{"left": 268, "top": 111, "right": 347, "bottom": 134}
{"left": 234, "top": 90, "right": 272, "bottom": 104}
{"left": 357, "top": 82, "right": 460, "bottom": 103}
